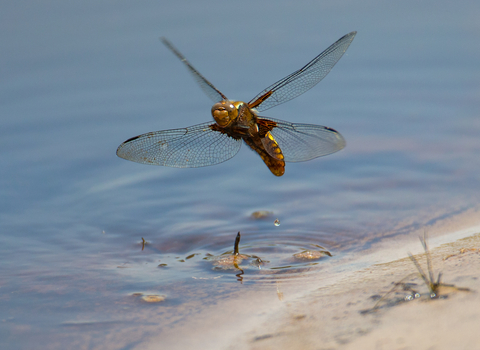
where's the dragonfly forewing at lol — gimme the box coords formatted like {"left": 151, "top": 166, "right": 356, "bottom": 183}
{"left": 116, "top": 122, "right": 242, "bottom": 168}
{"left": 248, "top": 31, "right": 356, "bottom": 112}
{"left": 161, "top": 37, "right": 227, "bottom": 103}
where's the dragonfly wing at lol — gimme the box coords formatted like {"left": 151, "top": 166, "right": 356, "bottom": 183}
{"left": 117, "top": 122, "right": 242, "bottom": 168}
{"left": 258, "top": 117, "right": 345, "bottom": 162}
{"left": 161, "top": 38, "right": 227, "bottom": 103}
{"left": 249, "top": 31, "right": 356, "bottom": 112}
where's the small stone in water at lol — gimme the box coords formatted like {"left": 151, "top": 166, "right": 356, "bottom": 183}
{"left": 141, "top": 294, "right": 166, "bottom": 303}
{"left": 293, "top": 250, "right": 331, "bottom": 260}
{"left": 274, "top": 219, "right": 280, "bottom": 226}
{"left": 251, "top": 210, "right": 273, "bottom": 219}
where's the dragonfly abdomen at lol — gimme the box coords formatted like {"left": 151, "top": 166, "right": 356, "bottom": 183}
{"left": 242, "top": 136, "right": 285, "bottom": 176}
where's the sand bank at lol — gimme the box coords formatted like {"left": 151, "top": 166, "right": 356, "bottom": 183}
{"left": 229, "top": 232, "right": 480, "bottom": 350}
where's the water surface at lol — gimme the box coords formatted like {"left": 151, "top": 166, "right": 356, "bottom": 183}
{"left": 1, "top": 0, "right": 480, "bottom": 348}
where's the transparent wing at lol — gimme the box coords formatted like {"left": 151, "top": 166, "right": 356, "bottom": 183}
{"left": 248, "top": 31, "right": 356, "bottom": 112}
{"left": 259, "top": 117, "right": 345, "bottom": 162}
{"left": 117, "top": 122, "right": 242, "bottom": 168}
{"left": 161, "top": 37, "right": 227, "bottom": 103}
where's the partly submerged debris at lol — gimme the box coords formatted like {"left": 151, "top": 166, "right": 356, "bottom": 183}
{"left": 131, "top": 292, "right": 166, "bottom": 303}
{"left": 293, "top": 244, "right": 332, "bottom": 260}
{"left": 251, "top": 210, "right": 273, "bottom": 219}
{"left": 209, "top": 232, "right": 249, "bottom": 271}
{"left": 141, "top": 294, "right": 166, "bottom": 303}
{"left": 364, "top": 232, "right": 470, "bottom": 313}
{"left": 408, "top": 232, "right": 470, "bottom": 299}
{"left": 205, "top": 232, "right": 269, "bottom": 283}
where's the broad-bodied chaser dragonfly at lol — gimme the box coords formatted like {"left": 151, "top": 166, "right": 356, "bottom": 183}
{"left": 117, "top": 32, "right": 356, "bottom": 176}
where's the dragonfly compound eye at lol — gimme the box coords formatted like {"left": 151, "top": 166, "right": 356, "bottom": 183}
{"left": 211, "top": 101, "right": 238, "bottom": 127}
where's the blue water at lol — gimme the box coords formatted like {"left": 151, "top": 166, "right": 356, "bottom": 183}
{"left": 1, "top": 0, "right": 480, "bottom": 348}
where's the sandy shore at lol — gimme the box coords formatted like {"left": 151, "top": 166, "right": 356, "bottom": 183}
{"left": 135, "top": 210, "right": 480, "bottom": 350}
{"left": 227, "top": 231, "right": 480, "bottom": 350}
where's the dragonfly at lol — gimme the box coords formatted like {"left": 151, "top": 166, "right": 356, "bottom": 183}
{"left": 117, "top": 31, "right": 356, "bottom": 176}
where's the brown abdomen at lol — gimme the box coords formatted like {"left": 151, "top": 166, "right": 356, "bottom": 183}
{"left": 243, "top": 136, "right": 285, "bottom": 176}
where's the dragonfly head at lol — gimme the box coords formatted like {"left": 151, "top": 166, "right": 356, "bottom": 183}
{"left": 211, "top": 100, "right": 238, "bottom": 127}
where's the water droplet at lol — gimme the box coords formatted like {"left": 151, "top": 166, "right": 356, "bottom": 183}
{"left": 274, "top": 219, "right": 280, "bottom": 226}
